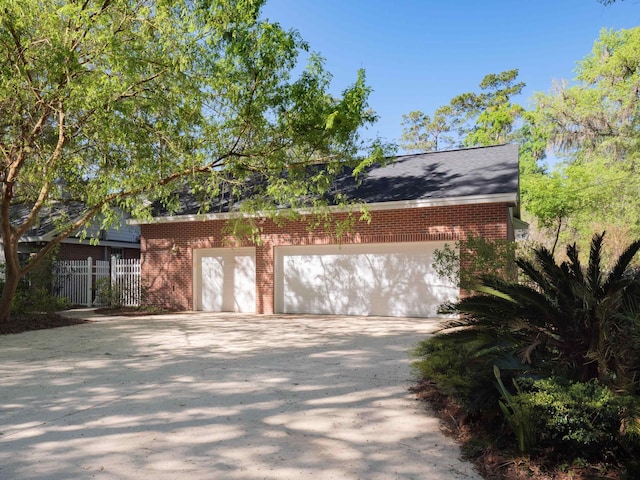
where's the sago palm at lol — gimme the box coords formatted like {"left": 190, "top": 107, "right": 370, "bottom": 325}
{"left": 440, "top": 232, "right": 640, "bottom": 393}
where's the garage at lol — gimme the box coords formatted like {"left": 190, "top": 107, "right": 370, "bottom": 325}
{"left": 193, "top": 248, "right": 256, "bottom": 312}
{"left": 137, "top": 145, "right": 520, "bottom": 314}
{"left": 274, "top": 242, "right": 458, "bottom": 317}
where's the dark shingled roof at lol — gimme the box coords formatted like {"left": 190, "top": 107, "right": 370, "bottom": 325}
{"left": 336, "top": 143, "right": 519, "bottom": 204}
{"left": 10, "top": 201, "right": 88, "bottom": 239}
{"left": 9, "top": 201, "right": 139, "bottom": 243}
{"left": 151, "top": 144, "right": 519, "bottom": 217}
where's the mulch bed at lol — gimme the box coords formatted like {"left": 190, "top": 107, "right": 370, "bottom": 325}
{"left": 0, "top": 313, "right": 90, "bottom": 335}
{"left": 0, "top": 306, "right": 173, "bottom": 335}
{"left": 94, "top": 306, "right": 172, "bottom": 316}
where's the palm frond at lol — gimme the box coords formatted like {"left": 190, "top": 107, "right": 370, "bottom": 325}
{"left": 502, "top": 283, "right": 559, "bottom": 320}
{"left": 435, "top": 232, "right": 640, "bottom": 392}
{"left": 535, "top": 246, "right": 567, "bottom": 289}
{"left": 516, "top": 257, "right": 552, "bottom": 291}
{"left": 566, "top": 242, "right": 584, "bottom": 283}
{"left": 603, "top": 237, "right": 640, "bottom": 292}
{"left": 445, "top": 294, "right": 521, "bottom": 324}
{"left": 586, "top": 232, "right": 605, "bottom": 295}
{"left": 474, "top": 284, "right": 516, "bottom": 302}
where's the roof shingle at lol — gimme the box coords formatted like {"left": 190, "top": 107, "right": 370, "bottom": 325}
{"left": 335, "top": 144, "right": 519, "bottom": 203}
{"left": 150, "top": 143, "right": 520, "bottom": 218}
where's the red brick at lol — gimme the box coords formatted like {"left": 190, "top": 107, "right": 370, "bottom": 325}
{"left": 141, "top": 203, "right": 512, "bottom": 313}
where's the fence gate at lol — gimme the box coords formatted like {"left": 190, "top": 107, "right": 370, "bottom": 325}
{"left": 54, "top": 257, "right": 140, "bottom": 307}
{"left": 111, "top": 258, "right": 141, "bottom": 307}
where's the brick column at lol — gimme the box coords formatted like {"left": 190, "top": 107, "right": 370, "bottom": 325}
{"left": 255, "top": 240, "right": 274, "bottom": 314}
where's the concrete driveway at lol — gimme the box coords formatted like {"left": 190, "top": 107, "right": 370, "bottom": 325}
{"left": 0, "top": 311, "right": 481, "bottom": 480}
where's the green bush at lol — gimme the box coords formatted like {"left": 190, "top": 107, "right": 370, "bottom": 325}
{"left": 95, "top": 277, "right": 123, "bottom": 308}
{"left": 417, "top": 233, "right": 640, "bottom": 472}
{"left": 511, "top": 376, "right": 639, "bottom": 459}
{"left": 412, "top": 334, "right": 518, "bottom": 414}
{"left": 494, "top": 366, "right": 537, "bottom": 453}
{"left": 12, "top": 287, "right": 70, "bottom": 314}
{"left": 439, "top": 232, "right": 640, "bottom": 393}
{"left": 11, "top": 247, "right": 71, "bottom": 314}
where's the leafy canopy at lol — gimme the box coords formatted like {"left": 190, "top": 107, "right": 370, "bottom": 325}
{"left": 0, "top": 0, "right": 384, "bottom": 322}
{"left": 526, "top": 27, "right": 640, "bottom": 250}
{"left": 401, "top": 27, "right": 640, "bottom": 254}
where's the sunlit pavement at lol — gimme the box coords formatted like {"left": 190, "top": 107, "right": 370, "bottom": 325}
{"left": 0, "top": 311, "right": 481, "bottom": 480}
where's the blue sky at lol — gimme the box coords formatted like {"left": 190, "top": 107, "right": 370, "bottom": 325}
{"left": 261, "top": 0, "right": 640, "bottom": 152}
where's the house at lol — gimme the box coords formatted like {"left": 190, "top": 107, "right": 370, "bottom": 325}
{"left": 3, "top": 201, "right": 140, "bottom": 264}
{"left": 133, "top": 144, "right": 522, "bottom": 318}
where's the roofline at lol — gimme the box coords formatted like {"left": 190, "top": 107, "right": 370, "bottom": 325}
{"left": 128, "top": 192, "right": 518, "bottom": 225}
{"left": 14, "top": 237, "right": 140, "bottom": 249}
{"left": 392, "top": 143, "right": 513, "bottom": 159}
{"left": 59, "top": 238, "right": 141, "bottom": 249}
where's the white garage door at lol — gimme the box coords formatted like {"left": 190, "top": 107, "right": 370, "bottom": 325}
{"left": 275, "top": 242, "right": 458, "bottom": 317}
{"left": 193, "top": 248, "right": 256, "bottom": 312}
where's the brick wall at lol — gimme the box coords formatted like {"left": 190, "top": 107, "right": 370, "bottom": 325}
{"left": 58, "top": 244, "right": 140, "bottom": 261}
{"left": 59, "top": 244, "right": 106, "bottom": 261}
{"left": 140, "top": 202, "right": 511, "bottom": 313}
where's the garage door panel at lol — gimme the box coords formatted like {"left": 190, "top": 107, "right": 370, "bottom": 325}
{"left": 233, "top": 254, "right": 256, "bottom": 312}
{"left": 201, "top": 256, "right": 225, "bottom": 311}
{"left": 277, "top": 243, "right": 458, "bottom": 317}
{"left": 282, "top": 254, "right": 365, "bottom": 315}
{"left": 195, "top": 248, "right": 256, "bottom": 313}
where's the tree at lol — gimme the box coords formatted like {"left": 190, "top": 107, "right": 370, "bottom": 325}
{"left": 533, "top": 27, "right": 640, "bottom": 249}
{"left": 450, "top": 69, "right": 526, "bottom": 147}
{"left": 0, "top": 0, "right": 383, "bottom": 324}
{"left": 399, "top": 105, "right": 458, "bottom": 152}
{"left": 536, "top": 28, "right": 640, "bottom": 161}
{"left": 399, "top": 69, "right": 526, "bottom": 153}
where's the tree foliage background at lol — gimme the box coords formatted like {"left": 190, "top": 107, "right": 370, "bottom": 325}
{"left": 532, "top": 27, "right": 640, "bottom": 254}
{"left": 401, "top": 26, "right": 640, "bottom": 259}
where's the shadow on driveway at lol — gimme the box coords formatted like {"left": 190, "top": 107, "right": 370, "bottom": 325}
{"left": 0, "top": 312, "right": 481, "bottom": 480}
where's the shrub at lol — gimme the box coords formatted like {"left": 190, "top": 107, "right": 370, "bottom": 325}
{"left": 439, "top": 232, "right": 640, "bottom": 393}
{"left": 510, "top": 376, "right": 639, "bottom": 460}
{"left": 12, "top": 287, "right": 70, "bottom": 313}
{"left": 11, "top": 247, "right": 71, "bottom": 314}
{"left": 432, "top": 234, "right": 517, "bottom": 291}
{"left": 412, "top": 334, "right": 523, "bottom": 414}
{"left": 494, "top": 366, "right": 537, "bottom": 453}
{"left": 95, "top": 277, "right": 122, "bottom": 308}
{"left": 417, "top": 232, "right": 640, "bottom": 473}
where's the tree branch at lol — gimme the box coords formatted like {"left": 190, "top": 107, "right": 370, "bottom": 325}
{"left": 21, "top": 146, "right": 246, "bottom": 276}
{"left": 15, "top": 107, "right": 67, "bottom": 238}
{"left": 6, "top": 20, "right": 43, "bottom": 106}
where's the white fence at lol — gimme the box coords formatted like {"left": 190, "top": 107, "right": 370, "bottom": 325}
{"left": 110, "top": 258, "right": 141, "bottom": 307}
{"left": 54, "top": 257, "right": 141, "bottom": 307}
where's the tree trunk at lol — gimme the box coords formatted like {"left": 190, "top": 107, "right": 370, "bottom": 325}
{"left": 0, "top": 233, "right": 23, "bottom": 325}
{"left": 550, "top": 217, "right": 563, "bottom": 256}
{"left": 0, "top": 269, "right": 19, "bottom": 324}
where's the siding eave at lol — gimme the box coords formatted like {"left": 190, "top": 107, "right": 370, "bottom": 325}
{"left": 129, "top": 192, "right": 518, "bottom": 226}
